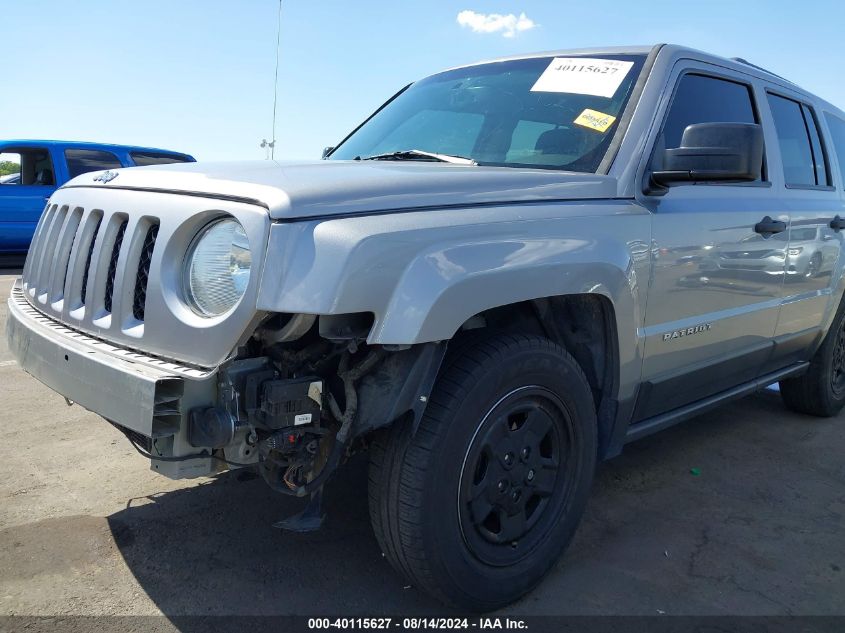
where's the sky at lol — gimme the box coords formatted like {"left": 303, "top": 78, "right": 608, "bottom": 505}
{"left": 2, "top": 0, "right": 844, "bottom": 162}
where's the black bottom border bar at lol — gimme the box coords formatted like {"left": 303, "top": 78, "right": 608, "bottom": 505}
{"left": 0, "top": 616, "right": 842, "bottom": 633}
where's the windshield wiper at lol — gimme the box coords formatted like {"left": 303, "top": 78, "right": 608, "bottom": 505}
{"left": 357, "top": 149, "right": 476, "bottom": 165}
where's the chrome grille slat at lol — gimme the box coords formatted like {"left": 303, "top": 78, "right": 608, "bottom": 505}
{"left": 23, "top": 203, "right": 54, "bottom": 284}
{"left": 132, "top": 224, "right": 159, "bottom": 321}
{"left": 104, "top": 220, "right": 128, "bottom": 314}
{"left": 33, "top": 205, "right": 67, "bottom": 299}
{"left": 78, "top": 212, "right": 103, "bottom": 307}
{"left": 48, "top": 207, "right": 83, "bottom": 305}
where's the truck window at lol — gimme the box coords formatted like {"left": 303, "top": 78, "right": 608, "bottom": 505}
{"left": 65, "top": 149, "right": 122, "bottom": 179}
{"left": 824, "top": 113, "right": 845, "bottom": 187}
{"left": 654, "top": 73, "right": 761, "bottom": 180}
{"left": 129, "top": 152, "right": 192, "bottom": 167}
{"left": 767, "top": 94, "right": 830, "bottom": 187}
{"left": 0, "top": 149, "right": 54, "bottom": 186}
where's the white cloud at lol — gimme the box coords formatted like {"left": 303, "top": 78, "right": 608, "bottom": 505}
{"left": 456, "top": 10, "right": 537, "bottom": 38}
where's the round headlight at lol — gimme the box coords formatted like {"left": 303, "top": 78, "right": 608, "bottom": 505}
{"left": 184, "top": 218, "right": 251, "bottom": 317}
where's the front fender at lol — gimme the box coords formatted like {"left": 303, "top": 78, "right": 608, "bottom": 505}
{"left": 256, "top": 201, "right": 651, "bottom": 400}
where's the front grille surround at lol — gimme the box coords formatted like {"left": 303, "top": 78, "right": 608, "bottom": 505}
{"left": 20, "top": 186, "right": 269, "bottom": 368}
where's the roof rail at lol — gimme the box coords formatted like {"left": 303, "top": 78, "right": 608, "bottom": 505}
{"left": 730, "top": 57, "right": 791, "bottom": 82}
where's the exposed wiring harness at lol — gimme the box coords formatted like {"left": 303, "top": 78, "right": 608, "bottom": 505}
{"left": 265, "top": 348, "right": 385, "bottom": 497}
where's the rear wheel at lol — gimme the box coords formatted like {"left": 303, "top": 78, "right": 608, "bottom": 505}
{"left": 368, "top": 334, "right": 597, "bottom": 610}
{"left": 780, "top": 301, "right": 845, "bottom": 416}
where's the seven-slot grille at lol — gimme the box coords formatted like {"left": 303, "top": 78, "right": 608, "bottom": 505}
{"left": 22, "top": 204, "right": 160, "bottom": 332}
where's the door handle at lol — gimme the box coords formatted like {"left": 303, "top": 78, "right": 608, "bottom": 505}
{"left": 831, "top": 215, "right": 845, "bottom": 232}
{"left": 754, "top": 216, "right": 787, "bottom": 237}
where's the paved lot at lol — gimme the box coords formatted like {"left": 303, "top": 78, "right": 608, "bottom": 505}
{"left": 0, "top": 269, "right": 843, "bottom": 617}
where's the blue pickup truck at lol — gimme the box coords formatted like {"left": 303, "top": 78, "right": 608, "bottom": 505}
{"left": 0, "top": 140, "right": 194, "bottom": 255}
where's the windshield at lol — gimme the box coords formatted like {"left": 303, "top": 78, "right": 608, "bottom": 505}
{"left": 329, "top": 54, "right": 646, "bottom": 172}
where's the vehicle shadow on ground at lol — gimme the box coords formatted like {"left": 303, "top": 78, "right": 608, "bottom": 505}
{"left": 106, "top": 454, "right": 446, "bottom": 617}
{"left": 104, "top": 388, "right": 841, "bottom": 619}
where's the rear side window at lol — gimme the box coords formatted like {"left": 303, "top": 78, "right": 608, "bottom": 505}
{"left": 767, "top": 94, "right": 830, "bottom": 187}
{"left": 824, "top": 113, "right": 845, "bottom": 187}
{"left": 65, "top": 149, "right": 122, "bottom": 179}
{"left": 130, "top": 151, "right": 192, "bottom": 166}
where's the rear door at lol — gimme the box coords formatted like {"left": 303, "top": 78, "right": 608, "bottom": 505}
{"left": 634, "top": 65, "right": 787, "bottom": 421}
{"left": 763, "top": 91, "right": 843, "bottom": 368}
{"left": 0, "top": 144, "right": 58, "bottom": 254}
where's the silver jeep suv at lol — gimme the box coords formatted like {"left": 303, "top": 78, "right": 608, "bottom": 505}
{"left": 7, "top": 44, "right": 845, "bottom": 610}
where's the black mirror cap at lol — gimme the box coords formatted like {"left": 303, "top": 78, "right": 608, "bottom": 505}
{"left": 321, "top": 146, "right": 335, "bottom": 160}
{"left": 651, "top": 122, "right": 764, "bottom": 187}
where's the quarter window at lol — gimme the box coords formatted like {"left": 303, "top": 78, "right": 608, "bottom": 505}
{"left": 767, "top": 94, "right": 829, "bottom": 187}
{"left": 65, "top": 149, "right": 122, "bottom": 179}
{"left": 823, "top": 113, "right": 845, "bottom": 187}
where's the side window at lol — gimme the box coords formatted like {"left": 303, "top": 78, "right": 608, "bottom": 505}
{"left": 130, "top": 152, "right": 192, "bottom": 166}
{"left": 65, "top": 149, "right": 122, "bottom": 179}
{"left": 655, "top": 73, "right": 761, "bottom": 179}
{"left": 0, "top": 149, "right": 54, "bottom": 186}
{"left": 767, "top": 94, "right": 830, "bottom": 187}
{"left": 662, "top": 74, "right": 757, "bottom": 148}
{"left": 823, "top": 113, "right": 845, "bottom": 187}
{"left": 802, "top": 105, "right": 829, "bottom": 186}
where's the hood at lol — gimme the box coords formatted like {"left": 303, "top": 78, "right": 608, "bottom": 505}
{"left": 67, "top": 160, "right": 619, "bottom": 220}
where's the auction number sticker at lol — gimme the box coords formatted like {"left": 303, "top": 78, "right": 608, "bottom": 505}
{"left": 531, "top": 57, "right": 634, "bottom": 98}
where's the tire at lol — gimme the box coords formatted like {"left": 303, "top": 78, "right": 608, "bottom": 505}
{"left": 368, "top": 333, "right": 597, "bottom": 611}
{"left": 780, "top": 299, "right": 845, "bottom": 416}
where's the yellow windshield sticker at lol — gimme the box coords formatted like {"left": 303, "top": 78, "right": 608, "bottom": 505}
{"left": 573, "top": 109, "right": 617, "bottom": 133}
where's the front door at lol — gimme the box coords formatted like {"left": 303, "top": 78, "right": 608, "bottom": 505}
{"left": 634, "top": 69, "right": 787, "bottom": 421}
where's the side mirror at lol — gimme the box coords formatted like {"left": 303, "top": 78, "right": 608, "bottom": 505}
{"left": 651, "top": 122, "right": 763, "bottom": 187}
{"left": 321, "top": 146, "right": 335, "bottom": 160}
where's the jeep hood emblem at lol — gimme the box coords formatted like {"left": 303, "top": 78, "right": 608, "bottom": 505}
{"left": 93, "top": 170, "right": 119, "bottom": 183}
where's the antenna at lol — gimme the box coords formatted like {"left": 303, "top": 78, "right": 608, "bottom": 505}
{"left": 265, "top": 0, "right": 283, "bottom": 160}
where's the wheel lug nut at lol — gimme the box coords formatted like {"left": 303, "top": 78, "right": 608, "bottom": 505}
{"left": 511, "top": 490, "right": 521, "bottom": 502}
{"left": 497, "top": 479, "right": 508, "bottom": 493}
{"left": 504, "top": 452, "right": 514, "bottom": 466}
{"left": 521, "top": 447, "right": 530, "bottom": 460}
{"left": 527, "top": 469, "right": 535, "bottom": 482}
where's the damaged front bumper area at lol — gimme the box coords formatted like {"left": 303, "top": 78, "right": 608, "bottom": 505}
{"left": 7, "top": 277, "right": 447, "bottom": 494}
{"left": 5, "top": 279, "right": 220, "bottom": 479}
